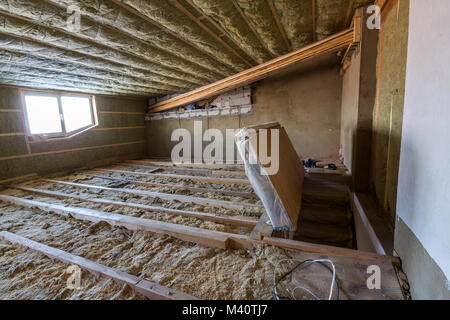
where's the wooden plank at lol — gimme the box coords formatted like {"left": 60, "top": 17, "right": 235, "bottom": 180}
{"left": 0, "top": 231, "right": 198, "bottom": 300}
{"left": 0, "top": 195, "right": 229, "bottom": 249}
{"left": 86, "top": 174, "right": 258, "bottom": 200}
{"left": 148, "top": 28, "right": 354, "bottom": 112}
{"left": 242, "top": 123, "right": 305, "bottom": 230}
{"left": 0, "top": 196, "right": 400, "bottom": 266}
{"left": 12, "top": 186, "right": 258, "bottom": 229}
{"left": 122, "top": 161, "right": 247, "bottom": 177}
{"left": 96, "top": 168, "right": 251, "bottom": 186}
{"left": 249, "top": 212, "right": 273, "bottom": 241}
{"left": 132, "top": 160, "right": 245, "bottom": 170}
{"left": 262, "top": 237, "right": 400, "bottom": 266}
{"left": 43, "top": 179, "right": 259, "bottom": 210}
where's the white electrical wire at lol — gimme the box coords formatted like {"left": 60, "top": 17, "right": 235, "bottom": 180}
{"left": 273, "top": 258, "right": 337, "bottom": 300}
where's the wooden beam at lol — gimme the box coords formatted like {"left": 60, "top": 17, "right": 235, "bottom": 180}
{"left": 168, "top": 0, "right": 255, "bottom": 67}
{"left": 132, "top": 160, "right": 245, "bottom": 170}
{"left": 312, "top": 0, "right": 317, "bottom": 42}
{"left": 86, "top": 173, "right": 258, "bottom": 200}
{"left": 343, "top": 0, "right": 355, "bottom": 28}
{"left": 0, "top": 231, "right": 198, "bottom": 300}
{"left": 267, "top": 0, "right": 292, "bottom": 52}
{"left": 262, "top": 237, "right": 401, "bottom": 266}
{"left": 122, "top": 161, "right": 247, "bottom": 177}
{"left": 107, "top": 0, "right": 237, "bottom": 75}
{"left": 43, "top": 179, "right": 258, "bottom": 210}
{"left": 148, "top": 28, "right": 354, "bottom": 112}
{"left": 0, "top": 195, "right": 253, "bottom": 250}
{"left": 96, "top": 168, "right": 251, "bottom": 186}
{"left": 0, "top": 195, "right": 400, "bottom": 265}
{"left": 12, "top": 186, "right": 258, "bottom": 229}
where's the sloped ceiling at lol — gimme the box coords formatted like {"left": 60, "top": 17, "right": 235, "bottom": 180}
{"left": 0, "top": 0, "right": 372, "bottom": 97}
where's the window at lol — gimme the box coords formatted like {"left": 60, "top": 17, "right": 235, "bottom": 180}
{"left": 23, "top": 91, "right": 97, "bottom": 138}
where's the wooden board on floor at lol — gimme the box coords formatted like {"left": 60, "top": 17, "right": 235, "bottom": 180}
{"left": 86, "top": 173, "right": 257, "bottom": 199}
{"left": 96, "top": 169, "right": 251, "bottom": 186}
{"left": 11, "top": 186, "right": 258, "bottom": 229}
{"left": 123, "top": 161, "right": 247, "bottom": 177}
{"left": 134, "top": 160, "right": 245, "bottom": 171}
{"left": 0, "top": 231, "right": 198, "bottom": 300}
{"left": 0, "top": 195, "right": 253, "bottom": 250}
{"left": 43, "top": 179, "right": 259, "bottom": 210}
{"left": 288, "top": 250, "right": 404, "bottom": 300}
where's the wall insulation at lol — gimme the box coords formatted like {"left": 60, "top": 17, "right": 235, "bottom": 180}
{"left": 0, "top": 87, "right": 147, "bottom": 182}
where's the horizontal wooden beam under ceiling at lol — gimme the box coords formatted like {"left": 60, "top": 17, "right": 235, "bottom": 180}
{"left": 149, "top": 27, "right": 355, "bottom": 113}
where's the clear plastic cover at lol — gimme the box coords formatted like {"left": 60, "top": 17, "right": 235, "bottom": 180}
{"left": 235, "top": 128, "right": 293, "bottom": 230}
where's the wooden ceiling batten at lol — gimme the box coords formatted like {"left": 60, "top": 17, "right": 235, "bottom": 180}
{"left": 230, "top": 0, "right": 275, "bottom": 58}
{"left": 267, "top": 0, "right": 292, "bottom": 52}
{"left": 169, "top": 0, "right": 256, "bottom": 67}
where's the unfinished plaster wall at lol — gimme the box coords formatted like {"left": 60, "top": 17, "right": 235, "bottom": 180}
{"left": 395, "top": 0, "right": 450, "bottom": 299}
{"left": 0, "top": 86, "right": 147, "bottom": 183}
{"left": 371, "top": 0, "right": 409, "bottom": 220}
{"left": 147, "top": 55, "right": 342, "bottom": 161}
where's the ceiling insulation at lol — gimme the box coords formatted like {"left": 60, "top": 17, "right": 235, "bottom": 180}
{"left": 48, "top": 0, "right": 237, "bottom": 77}
{"left": 273, "top": 0, "right": 314, "bottom": 50}
{"left": 0, "top": 0, "right": 217, "bottom": 83}
{"left": 0, "top": 34, "right": 195, "bottom": 91}
{"left": 316, "top": 0, "right": 351, "bottom": 41}
{"left": 0, "top": 0, "right": 373, "bottom": 96}
{"left": 235, "top": 0, "right": 289, "bottom": 57}
{"left": 191, "top": 0, "right": 273, "bottom": 64}
{"left": 0, "top": 49, "right": 176, "bottom": 94}
{"left": 123, "top": 0, "right": 252, "bottom": 70}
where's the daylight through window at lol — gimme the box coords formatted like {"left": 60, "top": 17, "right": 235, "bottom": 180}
{"left": 23, "top": 92, "right": 96, "bottom": 138}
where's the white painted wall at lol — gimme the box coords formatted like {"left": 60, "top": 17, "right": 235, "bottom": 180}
{"left": 397, "top": 0, "right": 450, "bottom": 279}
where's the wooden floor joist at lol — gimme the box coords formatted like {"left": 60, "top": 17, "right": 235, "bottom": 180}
{"left": 122, "top": 161, "right": 248, "bottom": 177}
{"left": 96, "top": 168, "right": 251, "bottom": 186}
{"left": 262, "top": 237, "right": 401, "bottom": 266}
{"left": 0, "top": 195, "right": 401, "bottom": 266}
{"left": 0, "top": 231, "right": 198, "bottom": 300}
{"left": 148, "top": 28, "right": 355, "bottom": 113}
{"left": 134, "top": 160, "right": 245, "bottom": 171}
{"left": 86, "top": 174, "right": 258, "bottom": 200}
{"left": 11, "top": 186, "right": 258, "bottom": 229}
{"left": 43, "top": 179, "right": 259, "bottom": 210}
{"left": 0, "top": 195, "right": 252, "bottom": 250}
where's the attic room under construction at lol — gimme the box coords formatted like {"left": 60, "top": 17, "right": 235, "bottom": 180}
{"left": 0, "top": 0, "right": 449, "bottom": 303}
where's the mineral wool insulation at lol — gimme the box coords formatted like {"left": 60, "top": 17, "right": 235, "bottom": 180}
{"left": 0, "top": 34, "right": 194, "bottom": 92}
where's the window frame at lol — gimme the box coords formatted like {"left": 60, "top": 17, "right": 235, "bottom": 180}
{"left": 21, "top": 90, "right": 98, "bottom": 140}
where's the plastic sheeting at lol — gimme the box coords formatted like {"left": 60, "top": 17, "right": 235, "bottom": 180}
{"left": 235, "top": 127, "right": 293, "bottom": 230}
